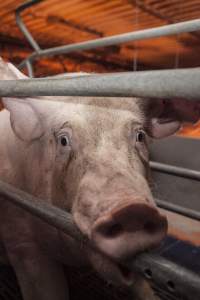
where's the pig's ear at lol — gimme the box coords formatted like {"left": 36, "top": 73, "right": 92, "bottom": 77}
{"left": 0, "top": 57, "right": 28, "bottom": 80}
{"left": 0, "top": 58, "right": 43, "bottom": 141}
{"left": 3, "top": 98, "right": 44, "bottom": 142}
{"left": 147, "top": 98, "right": 200, "bottom": 139}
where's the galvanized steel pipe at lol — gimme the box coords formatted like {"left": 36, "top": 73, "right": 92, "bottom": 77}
{"left": 0, "top": 179, "right": 200, "bottom": 300}
{"left": 19, "top": 18, "right": 200, "bottom": 68}
{"left": 1, "top": 68, "right": 200, "bottom": 98}
{"left": 150, "top": 161, "right": 200, "bottom": 181}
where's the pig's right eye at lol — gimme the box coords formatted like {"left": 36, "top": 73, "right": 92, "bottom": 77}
{"left": 58, "top": 134, "right": 70, "bottom": 147}
{"left": 136, "top": 129, "right": 146, "bottom": 143}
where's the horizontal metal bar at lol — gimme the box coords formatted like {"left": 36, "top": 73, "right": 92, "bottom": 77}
{"left": 1, "top": 68, "right": 200, "bottom": 98}
{"left": 18, "top": 18, "right": 200, "bottom": 69}
{"left": 0, "top": 179, "right": 199, "bottom": 299}
{"left": 150, "top": 161, "right": 200, "bottom": 181}
{"left": 156, "top": 199, "right": 200, "bottom": 221}
{"left": 15, "top": 0, "right": 41, "bottom": 52}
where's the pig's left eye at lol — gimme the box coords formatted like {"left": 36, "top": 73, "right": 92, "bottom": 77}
{"left": 136, "top": 129, "right": 146, "bottom": 143}
{"left": 58, "top": 134, "right": 70, "bottom": 147}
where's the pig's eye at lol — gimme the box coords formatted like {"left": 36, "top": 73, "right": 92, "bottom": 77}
{"left": 58, "top": 134, "right": 70, "bottom": 147}
{"left": 136, "top": 129, "right": 145, "bottom": 143}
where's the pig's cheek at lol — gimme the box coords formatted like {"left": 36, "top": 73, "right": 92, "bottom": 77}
{"left": 72, "top": 208, "right": 91, "bottom": 237}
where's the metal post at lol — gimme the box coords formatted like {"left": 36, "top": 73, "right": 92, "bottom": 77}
{"left": 25, "top": 60, "right": 34, "bottom": 78}
{"left": 1, "top": 68, "right": 200, "bottom": 99}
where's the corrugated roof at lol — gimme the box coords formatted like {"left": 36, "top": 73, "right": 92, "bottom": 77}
{"left": 1, "top": 0, "right": 200, "bottom": 75}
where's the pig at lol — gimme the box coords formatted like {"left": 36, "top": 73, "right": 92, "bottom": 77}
{"left": 0, "top": 58, "right": 199, "bottom": 300}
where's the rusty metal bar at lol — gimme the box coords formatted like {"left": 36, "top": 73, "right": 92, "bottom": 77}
{"left": 1, "top": 68, "right": 200, "bottom": 99}
{"left": 150, "top": 161, "right": 200, "bottom": 181}
{"left": 0, "top": 179, "right": 200, "bottom": 300}
{"left": 18, "top": 18, "right": 200, "bottom": 69}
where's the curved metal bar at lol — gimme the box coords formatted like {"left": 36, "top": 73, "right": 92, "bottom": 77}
{"left": 1, "top": 68, "right": 200, "bottom": 99}
{"left": 15, "top": 0, "right": 42, "bottom": 52}
{"left": 150, "top": 161, "right": 200, "bottom": 181}
{"left": 18, "top": 18, "right": 200, "bottom": 69}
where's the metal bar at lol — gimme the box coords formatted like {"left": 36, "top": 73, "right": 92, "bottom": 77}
{"left": 0, "top": 180, "right": 83, "bottom": 243}
{"left": 0, "top": 179, "right": 200, "bottom": 300}
{"left": 156, "top": 199, "right": 200, "bottom": 221}
{"left": 18, "top": 18, "right": 200, "bottom": 69}
{"left": 150, "top": 161, "right": 200, "bottom": 181}
{"left": 1, "top": 68, "right": 200, "bottom": 99}
{"left": 133, "top": 253, "right": 200, "bottom": 300}
{"left": 25, "top": 60, "right": 34, "bottom": 78}
{"left": 15, "top": 0, "right": 42, "bottom": 52}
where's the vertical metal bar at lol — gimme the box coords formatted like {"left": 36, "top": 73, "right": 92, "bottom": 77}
{"left": 25, "top": 60, "right": 34, "bottom": 77}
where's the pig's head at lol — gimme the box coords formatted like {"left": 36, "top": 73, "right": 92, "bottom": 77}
{"left": 1, "top": 59, "right": 200, "bottom": 286}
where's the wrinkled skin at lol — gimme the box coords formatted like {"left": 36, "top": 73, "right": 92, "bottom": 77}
{"left": 0, "top": 59, "right": 199, "bottom": 300}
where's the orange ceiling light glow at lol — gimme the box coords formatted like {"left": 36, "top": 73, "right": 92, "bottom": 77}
{"left": 179, "top": 122, "right": 200, "bottom": 138}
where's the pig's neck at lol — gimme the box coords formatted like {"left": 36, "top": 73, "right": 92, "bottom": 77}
{"left": 0, "top": 109, "right": 20, "bottom": 186}
{"left": 0, "top": 109, "right": 53, "bottom": 202}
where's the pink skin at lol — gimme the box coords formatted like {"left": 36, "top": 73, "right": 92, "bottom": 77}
{"left": 0, "top": 59, "right": 199, "bottom": 300}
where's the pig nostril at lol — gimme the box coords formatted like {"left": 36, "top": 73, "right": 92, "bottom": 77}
{"left": 119, "top": 264, "right": 132, "bottom": 279}
{"left": 143, "top": 221, "right": 157, "bottom": 233}
{"left": 144, "top": 268, "right": 153, "bottom": 279}
{"left": 103, "top": 223, "right": 123, "bottom": 238}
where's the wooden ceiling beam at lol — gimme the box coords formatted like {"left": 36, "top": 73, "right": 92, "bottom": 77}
{"left": 47, "top": 14, "right": 103, "bottom": 38}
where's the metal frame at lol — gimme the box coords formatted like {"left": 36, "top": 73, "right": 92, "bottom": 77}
{"left": 150, "top": 161, "right": 200, "bottom": 181}
{"left": 15, "top": 1, "right": 200, "bottom": 77}
{"left": 0, "top": 179, "right": 200, "bottom": 300}
{"left": 0, "top": 1, "right": 199, "bottom": 299}
{"left": 1, "top": 68, "right": 200, "bottom": 98}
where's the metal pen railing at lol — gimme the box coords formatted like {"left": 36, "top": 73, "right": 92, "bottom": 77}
{"left": 0, "top": 1, "right": 199, "bottom": 299}
{"left": 0, "top": 179, "right": 199, "bottom": 300}
{"left": 15, "top": 0, "right": 200, "bottom": 76}
{"left": 1, "top": 68, "right": 200, "bottom": 99}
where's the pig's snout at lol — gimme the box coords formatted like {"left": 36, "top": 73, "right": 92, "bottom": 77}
{"left": 91, "top": 202, "right": 167, "bottom": 260}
